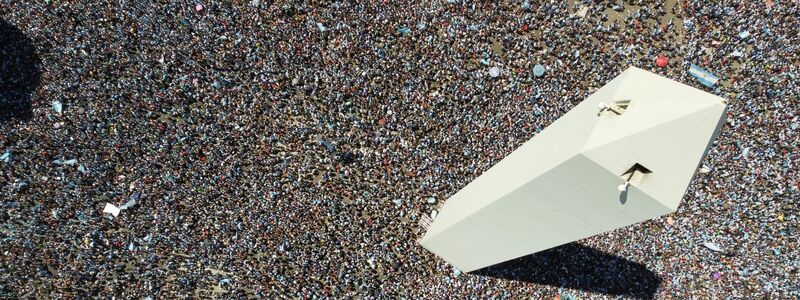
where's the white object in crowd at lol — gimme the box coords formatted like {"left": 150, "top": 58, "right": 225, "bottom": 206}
{"left": 703, "top": 242, "right": 723, "bottom": 252}
{"left": 699, "top": 165, "right": 711, "bottom": 174}
{"left": 52, "top": 101, "right": 63, "bottom": 113}
{"left": 489, "top": 67, "right": 500, "bottom": 78}
{"left": 53, "top": 158, "right": 78, "bottom": 166}
{"left": 103, "top": 203, "right": 121, "bottom": 217}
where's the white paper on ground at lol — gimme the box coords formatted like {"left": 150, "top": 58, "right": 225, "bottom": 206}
{"left": 120, "top": 197, "right": 137, "bottom": 210}
{"left": 103, "top": 203, "right": 121, "bottom": 217}
{"left": 703, "top": 242, "right": 723, "bottom": 252}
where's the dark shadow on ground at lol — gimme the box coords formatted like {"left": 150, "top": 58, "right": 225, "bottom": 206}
{"left": 472, "top": 243, "right": 662, "bottom": 299}
{"left": 1, "top": 19, "right": 41, "bottom": 123}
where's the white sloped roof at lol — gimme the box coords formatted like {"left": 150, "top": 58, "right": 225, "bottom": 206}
{"left": 420, "top": 66, "right": 727, "bottom": 272}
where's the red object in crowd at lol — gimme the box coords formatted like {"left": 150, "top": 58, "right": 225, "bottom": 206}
{"left": 655, "top": 54, "right": 668, "bottom": 68}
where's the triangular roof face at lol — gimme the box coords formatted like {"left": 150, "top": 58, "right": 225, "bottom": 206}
{"left": 420, "top": 67, "right": 727, "bottom": 272}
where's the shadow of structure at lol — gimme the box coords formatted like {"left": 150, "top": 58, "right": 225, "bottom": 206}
{"left": 473, "top": 243, "right": 662, "bottom": 300}
{"left": 0, "top": 19, "right": 41, "bottom": 123}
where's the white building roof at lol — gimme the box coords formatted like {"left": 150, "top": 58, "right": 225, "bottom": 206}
{"left": 420, "top": 66, "right": 727, "bottom": 272}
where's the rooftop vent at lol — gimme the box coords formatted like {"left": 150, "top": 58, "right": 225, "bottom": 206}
{"left": 620, "top": 163, "right": 651, "bottom": 185}
{"left": 598, "top": 99, "right": 631, "bottom": 116}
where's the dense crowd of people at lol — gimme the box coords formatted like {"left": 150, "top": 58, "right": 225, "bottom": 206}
{"left": 1, "top": 0, "right": 797, "bottom": 298}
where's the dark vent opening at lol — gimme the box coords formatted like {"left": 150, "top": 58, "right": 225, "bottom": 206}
{"left": 622, "top": 163, "right": 651, "bottom": 176}
{"left": 613, "top": 99, "right": 631, "bottom": 112}
{"left": 621, "top": 163, "right": 651, "bottom": 185}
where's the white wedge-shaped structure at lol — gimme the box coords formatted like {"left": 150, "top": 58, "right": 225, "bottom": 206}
{"left": 419, "top": 67, "right": 727, "bottom": 272}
